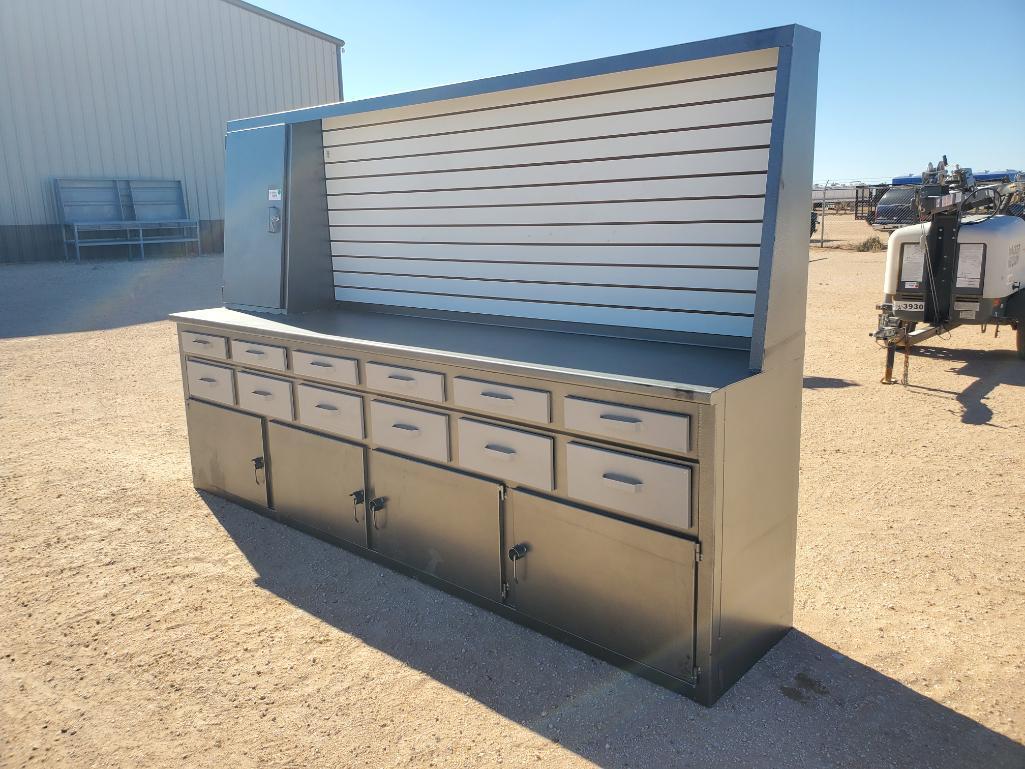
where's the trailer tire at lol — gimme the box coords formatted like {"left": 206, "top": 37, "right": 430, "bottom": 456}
{"left": 1017, "top": 323, "right": 1025, "bottom": 360}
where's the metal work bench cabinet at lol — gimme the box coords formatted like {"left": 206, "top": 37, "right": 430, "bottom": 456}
{"left": 172, "top": 25, "right": 819, "bottom": 706}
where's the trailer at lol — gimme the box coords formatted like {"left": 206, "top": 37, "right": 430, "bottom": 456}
{"left": 874, "top": 159, "right": 1025, "bottom": 382}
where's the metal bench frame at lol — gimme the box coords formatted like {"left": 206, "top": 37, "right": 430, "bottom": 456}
{"left": 54, "top": 178, "right": 202, "bottom": 261}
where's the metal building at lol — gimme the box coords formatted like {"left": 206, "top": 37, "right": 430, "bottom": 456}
{"left": 0, "top": 0, "right": 343, "bottom": 262}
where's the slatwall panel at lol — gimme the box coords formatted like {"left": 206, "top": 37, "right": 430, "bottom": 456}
{"left": 322, "top": 48, "right": 778, "bottom": 337}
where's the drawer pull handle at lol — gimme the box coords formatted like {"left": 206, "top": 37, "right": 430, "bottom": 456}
{"left": 599, "top": 413, "right": 643, "bottom": 431}
{"left": 387, "top": 373, "right": 416, "bottom": 388}
{"left": 251, "top": 390, "right": 273, "bottom": 398}
{"left": 245, "top": 348, "right": 265, "bottom": 356}
{"left": 391, "top": 422, "right": 420, "bottom": 435}
{"left": 197, "top": 376, "right": 217, "bottom": 384}
{"left": 602, "top": 472, "right": 644, "bottom": 493}
{"left": 309, "top": 360, "right": 334, "bottom": 368}
{"left": 191, "top": 338, "right": 210, "bottom": 345}
{"left": 483, "top": 443, "right": 517, "bottom": 460}
{"left": 314, "top": 403, "right": 339, "bottom": 412}
{"left": 480, "top": 391, "right": 514, "bottom": 401}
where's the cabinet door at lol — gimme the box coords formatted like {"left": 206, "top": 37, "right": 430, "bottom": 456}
{"left": 222, "top": 123, "right": 286, "bottom": 310}
{"left": 505, "top": 489, "right": 696, "bottom": 681}
{"left": 185, "top": 399, "right": 268, "bottom": 508}
{"left": 267, "top": 423, "right": 367, "bottom": 547}
{"left": 368, "top": 451, "right": 502, "bottom": 601}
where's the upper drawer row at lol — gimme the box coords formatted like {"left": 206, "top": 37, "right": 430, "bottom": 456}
{"left": 180, "top": 329, "right": 691, "bottom": 454}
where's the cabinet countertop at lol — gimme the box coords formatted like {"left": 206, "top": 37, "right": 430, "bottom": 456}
{"left": 171, "top": 306, "right": 756, "bottom": 402}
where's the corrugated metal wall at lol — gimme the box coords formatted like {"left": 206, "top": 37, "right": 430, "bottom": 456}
{"left": 0, "top": 0, "right": 340, "bottom": 261}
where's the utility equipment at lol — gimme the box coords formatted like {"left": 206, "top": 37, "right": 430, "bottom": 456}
{"left": 873, "top": 157, "right": 1025, "bottom": 382}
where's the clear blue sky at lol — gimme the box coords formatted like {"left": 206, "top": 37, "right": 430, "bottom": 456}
{"left": 252, "top": 0, "right": 1024, "bottom": 183}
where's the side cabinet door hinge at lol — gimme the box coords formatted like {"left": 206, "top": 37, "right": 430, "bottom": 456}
{"left": 695, "top": 544, "right": 703, "bottom": 563}
{"left": 692, "top": 666, "right": 701, "bottom": 683}
{"left": 499, "top": 485, "right": 506, "bottom": 501}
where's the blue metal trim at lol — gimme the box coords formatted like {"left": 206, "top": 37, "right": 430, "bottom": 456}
{"left": 748, "top": 25, "right": 820, "bottom": 371}
{"left": 228, "top": 25, "right": 807, "bottom": 132}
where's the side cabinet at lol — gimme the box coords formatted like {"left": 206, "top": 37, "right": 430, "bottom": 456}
{"left": 504, "top": 489, "right": 698, "bottom": 682}
{"left": 185, "top": 399, "right": 268, "bottom": 508}
{"left": 367, "top": 451, "right": 502, "bottom": 601}
{"left": 267, "top": 423, "right": 368, "bottom": 547}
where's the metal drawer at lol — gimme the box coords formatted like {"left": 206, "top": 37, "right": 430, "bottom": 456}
{"left": 565, "top": 443, "right": 691, "bottom": 530}
{"left": 457, "top": 418, "right": 554, "bottom": 491}
{"left": 296, "top": 384, "right": 364, "bottom": 439}
{"left": 366, "top": 362, "right": 445, "bottom": 403}
{"left": 453, "top": 377, "right": 551, "bottom": 424}
{"left": 564, "top": 397, "right": 690, "bottom": 454}
{"left": 292, "top": 350, "right": 359, "bottom": 385}
{"left": 181, "top": 331, "right": 227, "bottom": 359}
{"left": 230, "top": 339, "right": 287, "bottom": 371}
{"left": 236, "top": 371, "right": 293, "bottom": 421}
{"left": 185, "top": 359, "right": 235, "bottom": 405}
{"left": 370, "top": 401, "right": 449, "bottom": 462}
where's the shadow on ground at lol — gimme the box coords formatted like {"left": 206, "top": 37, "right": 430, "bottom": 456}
{"left": 0, "top": 255, "right": 223, "bottom": 338}
{"left": 909, "top": 346, "right": 1025, "bottom": 425}
{"left": 205, "top": 493, "right": 1025, "bottom": 769}
{"left": 803, "top": 376, "right": 860, "bottom": 389}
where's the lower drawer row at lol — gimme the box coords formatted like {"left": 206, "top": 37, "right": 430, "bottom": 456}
{"left": 186, "top": 357, "right": 693, "bottom": 531}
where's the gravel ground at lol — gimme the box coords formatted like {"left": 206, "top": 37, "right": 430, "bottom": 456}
{"left": 1, "top": 250, "right": 1023, "bottom": 768}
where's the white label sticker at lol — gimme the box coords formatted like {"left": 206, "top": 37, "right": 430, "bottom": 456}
{"left": 268, "top": 189, "right": 282, "bottom": 201}
{"left": 956, "top": 244, "right": 984, "bottom": 289}
{"left": 894, "top": 300, "right": 925, "bottom": 312}
{"left": 954, "top": 300, "right": 979, "bottom": 311}
{"left": 959, "top": 310, "right": 976, "bottom": 319}
{"left": 900, "top": 243, "right": 925, "bottom": 283}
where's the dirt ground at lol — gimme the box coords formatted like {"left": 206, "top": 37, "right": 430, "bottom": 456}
{"left": 1, "top": 249, "right": 1023, "bottom": 769}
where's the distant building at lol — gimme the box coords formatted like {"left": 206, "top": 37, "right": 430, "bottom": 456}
{"left": 0, "top": 0, "right": 344, "bottom": 262}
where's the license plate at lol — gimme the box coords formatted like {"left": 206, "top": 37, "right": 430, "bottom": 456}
{"left": 894, "top": 300, "right": 925, "bottom": 312}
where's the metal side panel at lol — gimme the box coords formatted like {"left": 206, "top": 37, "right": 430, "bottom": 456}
{"left": 267, "top": 422, "right": 368, "bottom": 547}
{"left": 367, "top": 450, "right": 502, "bottom": 601}
{"left": 185, "top": 399, "right": 268, "bottom": 508}
{"left": 223, "top": 123, "right": 288, "bottom": 310}
{"left": 505, "top": 489, "right": 697, "bottom": 681}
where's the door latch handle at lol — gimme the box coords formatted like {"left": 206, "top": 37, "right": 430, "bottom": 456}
{"left": 252, "top": 456, "right": 265, "bottom": 485}
{"left": 350, "top": 489, "right": 365, "bottom": 523}
{"left": 368, "top": 496, "right": 387, "bottom": 529}
{"left": 268, "top": 206, "right": 281, "bottom": 233}
{"left": 508, "top": 543, "right": 529, "bottom": 582}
